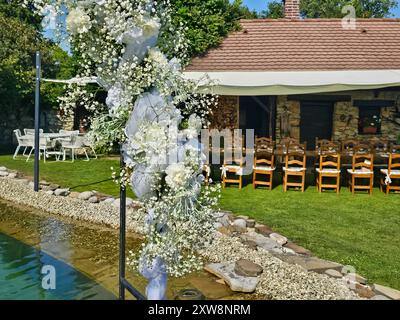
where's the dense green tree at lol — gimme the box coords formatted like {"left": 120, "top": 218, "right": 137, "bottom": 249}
{"left": 171, "top": 0, "right": 258, "bottom": 57}
{"left": 261, "top": 1, "right": 284, "bottom": 18}
{"left": 0, "top": 12, "right": 74, "bottom": 121}
{"left": 301, "top": 0, "right": 397, "bottom": 18}
{"left": 0, "top": 0, "right": 41, "bottom": 28}
{"left": 261, "top": 0, "right": 397, "bottom": 18}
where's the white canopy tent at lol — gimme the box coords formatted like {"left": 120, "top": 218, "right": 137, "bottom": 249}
{"left": 184, "top": 70, "right": 400, "bottom": 96}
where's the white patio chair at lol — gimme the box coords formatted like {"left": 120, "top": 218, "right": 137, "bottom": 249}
{"left": 60, "top": 134, "right": 89, "bottom": 162}
{"left": 82, "top": 135, "right": 98, "bottom": 159}
{"left": 24, "top": 128, "right": 44, "bottom": 135}
{"left": 13, "top": 129, "right": 34, "bottom": 159}
{"left": 26, "top": 136, "right": 58, "bottom": 163}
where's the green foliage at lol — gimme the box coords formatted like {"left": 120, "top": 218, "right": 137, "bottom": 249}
{"left": 0, "top": 0, "right": 41, "bottom": 29}
{"left": 171, "top": 0, "right": 258, "bottom": 57}
{"left": 261, "top": 1, "right": 284, "bottom": 18}
{"left": 0, "top": 8, "right": 75, "bottom": 120}
{"left": 300, "top": 0, "right": 397, "bottom": 18}
{"left": 261, "top": 0, "right": 397, "bottom": 19}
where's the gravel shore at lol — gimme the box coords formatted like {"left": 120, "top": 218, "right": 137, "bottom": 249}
{"left": 0, "top": 176, "right": 359, "bottom": 300}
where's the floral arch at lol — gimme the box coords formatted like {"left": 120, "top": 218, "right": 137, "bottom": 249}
{"left": 23, "top": 0, "right": 219, "bottom": 300}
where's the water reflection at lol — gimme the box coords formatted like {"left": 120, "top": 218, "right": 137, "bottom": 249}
{"left": 0, "top": 232, "right": 115, "bottom": 300}
{"left": 0, "top": 199, "right": 239, "bottom": 300}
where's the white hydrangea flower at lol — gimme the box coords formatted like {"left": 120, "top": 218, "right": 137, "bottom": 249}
{"left": 165, "top": 162, "right": 191, "bottom": 189}
{"left": 66, "top": 7, "right": 92, "bottom": 34}
{"left": 105, "top": 82, "right": 132, "bottom": 114}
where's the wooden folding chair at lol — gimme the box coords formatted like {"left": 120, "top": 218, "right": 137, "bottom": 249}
{"left": 221, "top": 157, "right": 243, "bottom": 189}
{"left": 347, "top": 152, "right": 374, "bottom": 195}
{"left": 316, "top": 153, "right": 341, "bottom": 193}
{"left": 380, "top": 151, "right": 400, "bottom": 194}
{"left": 283, "top": 142, "right": 307, "bottom": 192}
{"left": 253, "top": 137, "right": 275, "bottom": 190}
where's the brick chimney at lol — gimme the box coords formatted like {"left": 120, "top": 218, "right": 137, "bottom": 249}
{"left": 284, "top": 0, "right": 300, "bottom": 19}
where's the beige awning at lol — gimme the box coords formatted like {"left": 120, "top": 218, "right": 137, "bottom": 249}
{"left": 183, "top": 70, "right": 400, "bottom": 95}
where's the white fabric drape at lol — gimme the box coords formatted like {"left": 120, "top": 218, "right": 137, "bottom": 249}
{"left": 184, "top": 70, "right": 400, "bottom": 96}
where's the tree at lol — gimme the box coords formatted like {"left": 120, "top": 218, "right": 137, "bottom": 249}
{"left": 0, "top": 12, "right": 74, "bottom": 121}
{"left": 0, "top": 0, "right": 41, "bottom": 28}
{"left": 171, "top": 0, "right": 258, "bottom": 57}
{"left": 300, "top": 0, "right": 397, "bottom": 18}
{"left": 261, "top": 0, "right": 397, "bottom": 19}
{"left": 261, "top": 1, "right": 284, "bottom": 18}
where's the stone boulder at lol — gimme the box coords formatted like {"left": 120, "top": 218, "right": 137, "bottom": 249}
{"left": 270, "top": 233, "right": 288, "bottom": 246}
{"left": 0, "top": 171, "right": 8, "bottom": 177}
{"left": 54, "top": 188, "right": 70, "bottom": 196}
{"left": 88, "top": 196, "right": 99, "bottom": 203}
{"left": 325, "top": 269, "right": 343, "bottom": 279}
{"left": 79, "top": 191, "right": 95, "bottom": 201}
{"left": 0, "top": 166, "right": 7, "bottom": 171}
{"left": 232, "top": 219, "right": 247, "bottom": 233}
{"left": 241, "top": 231, "right": 283, "bottom": 252}
{"left": 255, "top": 224, "right": 274, "bottom": 236}
{"left": 373, "top": 284, "right": 400, "bottom": 300}
{"left": 279, "top": 255, "right": 342, "bottom": 273}
{"left": 69, "top": 192, "right": 80, "bottom": 199}
{"left": 204, "top": 263, "right": 259, "bottom": 293}
{"left": 246, "top": 219, "right": 256, "bottom": 228}
{"left": 284, "top": 242, "right": 311, "bottom": 256}
{"left": 234, "top": 259, "right": 263, "bottom": 277}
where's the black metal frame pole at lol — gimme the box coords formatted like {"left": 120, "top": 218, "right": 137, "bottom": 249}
{"left": 119, "top": 148, "right": 126, "bottom": 300}
{"left": 34, "top": 51, "right": 41, "bottom": 192}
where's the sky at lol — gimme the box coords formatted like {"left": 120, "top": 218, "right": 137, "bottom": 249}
{"left": 238, "top": 0, "right": 400, "bottom": 17}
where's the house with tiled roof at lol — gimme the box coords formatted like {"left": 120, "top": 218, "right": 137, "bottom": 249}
{"left": 185, "top": 0, "right": 400, "bottom": 148}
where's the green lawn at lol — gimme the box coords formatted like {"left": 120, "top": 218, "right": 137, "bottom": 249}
{"left": 0, "top": 154, "right": 135, "bottom": 198}
{"left": 1, "top": 154, "right": 399, "bottom": 290}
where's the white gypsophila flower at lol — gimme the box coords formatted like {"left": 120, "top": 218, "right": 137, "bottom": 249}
{"left": 106, "top": 82, "right": 132, "bottom": 114}
{"left": 66, "top": 7, "right": 92, "bottom": 34}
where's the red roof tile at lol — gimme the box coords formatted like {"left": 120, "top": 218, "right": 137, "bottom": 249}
{"left": 185, "top": 19, "right": 400, "bottom": 72}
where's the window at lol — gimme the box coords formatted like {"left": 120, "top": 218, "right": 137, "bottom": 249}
{"left": 358, "top": 106, "right": 382, "bottom": 135}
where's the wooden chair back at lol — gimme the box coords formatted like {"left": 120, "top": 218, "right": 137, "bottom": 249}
{"left": 352, "top": 153, "right": 374, "bottom": 172}
{"left": 285, "top": 143, "right": 306, "bottom": 169}
{"left": 319, "top": 153, "right": 341, "bottom": 171}
{"left": 388, "top": 153, "right": 400, "bottom": 174}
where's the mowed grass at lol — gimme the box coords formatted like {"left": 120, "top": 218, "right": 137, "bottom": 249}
{"left": 220, "top": 175, "right": 400, "bottom": 290}
{"left": 1, "top": 154, "right": 400, "bottom": 289}
{"left": 0, "top": 154, "right": 135, "bottom": 198}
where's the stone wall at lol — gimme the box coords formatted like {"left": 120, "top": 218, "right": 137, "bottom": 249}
{"left": 210, "top": 90, "right": 400, "bottom": 143}
{"left": 0, "top": 109, "right": 64, "bottom": 148}
{"left": 209, "top": 96, "right": 238, "bottom": 130}
{"left": 276, "top": 91, "right": 400, "bottom": 143}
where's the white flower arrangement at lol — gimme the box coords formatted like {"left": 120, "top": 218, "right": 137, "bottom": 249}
{"left": 23, "top": 0, "right": 219, "bottom": 299}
